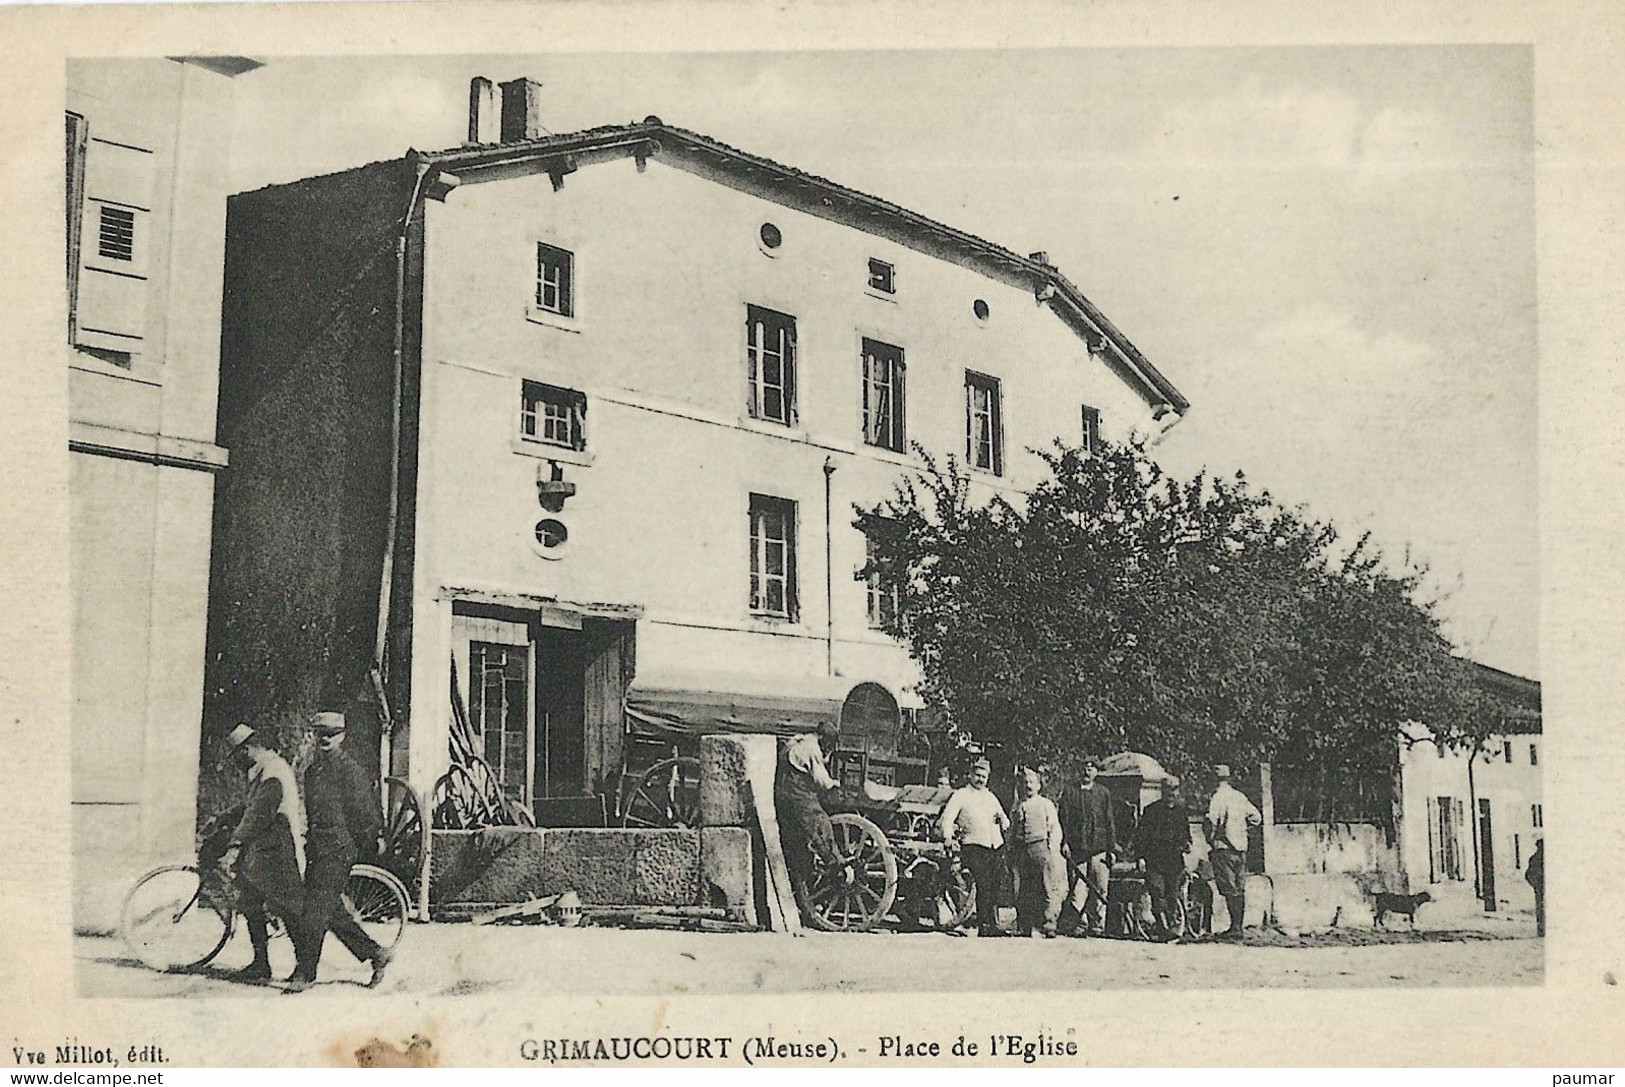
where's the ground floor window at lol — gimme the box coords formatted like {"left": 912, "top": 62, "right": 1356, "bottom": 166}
{"left": 469, "top": 640, "right": 532, "bottom": 806}
{"left": 1426, "top": 795, "right": 1466, "bottom": 882}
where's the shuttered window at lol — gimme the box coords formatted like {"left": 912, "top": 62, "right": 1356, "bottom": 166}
{"left": 1082, "top": 404, "right": 1102, "bottom": 454}
{"left": 72, "top": 130, "right": 155, "bottom": 355}
{"left": 746, "top": 305, "right": 797, "bottom": 426}
{"left": 965, "top": 371, "right": 1003, "bottom": 475}
{"left": 749, "top": 493, "right": 798, "bottom": 619}
{"left": 861, "top": 338, "right": 906, "bottom": 452}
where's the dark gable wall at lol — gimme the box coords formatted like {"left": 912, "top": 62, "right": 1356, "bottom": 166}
{"left": 202, "top": 160, "right": 419, "bottom": 815}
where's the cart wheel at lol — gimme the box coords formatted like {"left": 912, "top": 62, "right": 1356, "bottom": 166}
{"left": 432, "top": 762, "right": 502, "bottom": 830}
{"left": 120, "top": 864, "right": 235, "bottom": 972}
{"left": 376, "top": 776, "right": 428, "bottom": 906}
{"left": 344, "top": 864, "right": 410, "bottom": 952}
{"left": 619, "top": 756, "right": 704, "bottom": 829}
{"left": 914, "top": 856, "right": 974, "bottom": 930}
{"left": 805, "top": 813, "right": 897, "bottom": 932}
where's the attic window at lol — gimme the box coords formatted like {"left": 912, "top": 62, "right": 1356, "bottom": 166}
{"left": 758, "top": 222, "right": 783, "bottom": 253}
{"left": 535, "top": 243, "right": 574, "bottom": 318}
{"left": 867, "top": 258, "right": 895, "bottom": 295}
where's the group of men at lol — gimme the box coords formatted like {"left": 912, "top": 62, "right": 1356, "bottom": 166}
{"left": 936, "top": 755, "right": 1264, "bottom": 942}
{"left": 218, "top": 711, "right": 392, "bottom": 991}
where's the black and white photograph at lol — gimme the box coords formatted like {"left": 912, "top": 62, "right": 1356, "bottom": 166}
{"left": 4, "top": 0, "right": 1624, "bottom": 1070}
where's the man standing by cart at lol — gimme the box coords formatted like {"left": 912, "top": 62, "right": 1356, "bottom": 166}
{"left": 1204, "top": 763, "right": 1262, "bottom": 941}
{"left": 287, "top": 711, "right": 389, "bottom": 992}
{"left": 940, "top": 757, "right": 1010, "bottom": 937}
{"left": 776, "top": 721, "right": 842, "bottom": 923}
{"left": 1058, "top": 755, "right": 1116, "bottom": 937}
{"left": 1137, "top": 776, "right": 1192, "bottom": 942}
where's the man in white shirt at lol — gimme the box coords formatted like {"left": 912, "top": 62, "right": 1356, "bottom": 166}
{"left": 940, "top": 757, "right": 1010, "bottom": 936}
{"left": 1204, "top": 764, "right": 1262, "bottom": 940}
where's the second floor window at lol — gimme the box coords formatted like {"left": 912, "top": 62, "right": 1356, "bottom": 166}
{"left": 520, "top": 381, "right": 587, "bottom": 451}
{"left": 862, "top": 338, "right": 906, "bottom": 453}
{"left": 747, "top": 304, "right": 797, "bottom": 426}
{"left": 749, "top": 493, "right": 798, "bottom": 619}
{"left": 965, "top": 371, "right": 1003, "bottom": 475}
{"left": 867, "top": 258, "right": 895, "bottom": 294}
{"left": 535, "top": 242, "right": 574, "bottom": 317}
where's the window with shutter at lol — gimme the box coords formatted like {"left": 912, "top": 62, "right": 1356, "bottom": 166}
{"left": 748, "top": 493, "right": 798, "bottom": 619}
{"left": 746, "top": 305, "right": 797, "bottom": 426}
{"left": 74, "top": 133, "right": 155, "bottom": 355}
{"left": 1082, "top": 404, "right": 1102, "bottom": 454}
{"left": 965, "top": 371, "right": 1003, "bottom": 475}
{"left": 861, "top": 339, "right": 906, "bottom": 452}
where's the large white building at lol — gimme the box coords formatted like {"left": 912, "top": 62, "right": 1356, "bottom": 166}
{"left": 206, "top": 77, "right": 1188, "bottom": 826}
{"left": 68, "top": 56, "right": 262, "bottom": 931}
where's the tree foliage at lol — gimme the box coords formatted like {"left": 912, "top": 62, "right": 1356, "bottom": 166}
{"left": 859, "top": 439, "right": 1517, "bottom": 784}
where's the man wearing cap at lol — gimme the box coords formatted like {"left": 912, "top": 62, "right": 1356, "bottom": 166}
{"left": 939, "top": 757, "right": 1010, "bottom": 936}
{"left": 1136, "top": 776, "right": 1192, "bottom": 942}
{"left": 775, "top": 721, "right": 841, "bottom": 924}
{"left": 222, "top": 723, "right": 306, "bottom": 981}
{"left": 1058, "top": 755, "right": 1117, "bottom": 937}
{"left": 288, "top": 711, "right": 388, "bottom": 991}
{"left": 1204, "top": 764, "right": 1262, "bottom": 940}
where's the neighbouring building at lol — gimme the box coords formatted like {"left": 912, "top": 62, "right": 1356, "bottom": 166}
{"left": 1260, "top": 663, "right": 1542, "bottom": 928}
{"left": 205, "top": 77, "right": 1189, "bottom": 837}
{"left": 1397, "top": 664, "right": 1543, "bottom": 917}
{"left": 68, "top": 56, "right": 262, "bottom": 931}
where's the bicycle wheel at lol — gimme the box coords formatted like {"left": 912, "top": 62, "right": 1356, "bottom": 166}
{"left": 344, "top": 864, "right": 409, "bottom": 952}
{"left": 120, "top": 864, "right": 234, "bottom": 972}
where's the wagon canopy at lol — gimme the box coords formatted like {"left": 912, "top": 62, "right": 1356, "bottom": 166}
{"left": 625, "top": 670, "right": 916, "bottom": 739}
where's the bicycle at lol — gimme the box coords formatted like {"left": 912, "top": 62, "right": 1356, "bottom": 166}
{"left": 119, "top": 821, "right": 410, "bottom": 974}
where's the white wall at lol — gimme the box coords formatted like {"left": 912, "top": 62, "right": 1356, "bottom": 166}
{"left": 407, "top": 154, "right": 1162, "bottom": 790}
{"left": 68, "top": 59, "right": 238, "bottom": 931}
{"left": 1399, "top": 726, "right": 1542, "bottom": 914}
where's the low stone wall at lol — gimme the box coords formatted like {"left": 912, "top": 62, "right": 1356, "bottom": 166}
{"left": 430, "top": 826, "right": 752, "bottom": 916}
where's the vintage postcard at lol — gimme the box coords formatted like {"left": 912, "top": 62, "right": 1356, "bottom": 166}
{"left": 1, "top": 0, "right": 1622, "bottom": 1070}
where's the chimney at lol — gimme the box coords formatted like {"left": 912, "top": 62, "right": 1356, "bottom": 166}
{"left": 467, "top": 77, "right": 498, "bottom": 145}
{"left": 499, "top": 77, "right": 544, "bottom": 142}
{"left": 1028, "top": 250, "right": 1051, "bottom": 266}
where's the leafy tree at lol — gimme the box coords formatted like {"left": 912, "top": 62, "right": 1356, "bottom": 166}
{"left": 859, "top": 439, "right": 1512, "bottom": 789}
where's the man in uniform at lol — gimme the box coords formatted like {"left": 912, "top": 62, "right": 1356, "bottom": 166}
{"left": 1204, "top": 763, "right": 1262, "bottom": 940}
{"left": 287, "top": 711, "right": 389, "bottom": 992}
{"left": 1137, "top": 776, "right": 1192, "bottom": 942}
{"left": 222, "top": 723, "right": 306, "bottom": 982}
{"left": 775, "top": 721, "right": 841, "bottom": 924}
{"left": 1058, "top": 755, "right": 1117, "bottom": 936}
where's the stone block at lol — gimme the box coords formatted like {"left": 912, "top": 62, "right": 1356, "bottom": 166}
{"left": 430, "top": 827, "right": 549, "bottom": 905}
{"left": 539, "top": 829, "right": 639, "bottom": 905}
{"left": 700, "top": 826, "right": 755, "bottom": 921}
{"left": 632, "top": 830, "right": 702, "bottom": 905}
{"left": 1271, "top": 873, "right": 1375, "bottom": 930}
{"left": 699, "top": 734, "right": 776, "bottom": 827}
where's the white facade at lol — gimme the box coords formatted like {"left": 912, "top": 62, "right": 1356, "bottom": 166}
{"left": 68, "top": 58, "right": 254, "bottom": 931}
{"left": 401, "top": 149, "right": 1171, "bottom": 802}
{"left": 1398, "top": 724, "right": 1542, "bottom": 915}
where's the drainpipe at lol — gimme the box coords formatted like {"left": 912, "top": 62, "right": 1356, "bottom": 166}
{"left": 372, "top": 160, "right": 434, "bottom": 778}
{"left": 1466, "top": 736, "right": 1484, "bottom": 908}
{"left": 823, "top": 457, "right": 836, "bottom": 676}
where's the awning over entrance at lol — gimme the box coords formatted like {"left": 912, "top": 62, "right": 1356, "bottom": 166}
{"left": 626, "top": 670, "right": 847, "bottom": 738}
{"left": 625, "top": 670, "right": 919, "bottom": 739}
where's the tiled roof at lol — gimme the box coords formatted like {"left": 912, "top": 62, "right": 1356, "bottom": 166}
{"left": 417, "top": 120, "right": 1189, "bottom": 414}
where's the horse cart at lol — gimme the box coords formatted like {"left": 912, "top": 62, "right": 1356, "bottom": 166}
{"left": 422, "top": 675, "right": 971, "bottom": 933}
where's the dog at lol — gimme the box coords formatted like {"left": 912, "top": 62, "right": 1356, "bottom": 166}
{"left": 1104, "top": 877, "right": 1153, "bottom": 939}
{"left": 1372, "top": 890, "right": 1433, "bottom": 928}
{"left": 1185, "top": 878, "right": 1215, "bottom": 938}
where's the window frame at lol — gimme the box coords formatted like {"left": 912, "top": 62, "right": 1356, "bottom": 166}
{"left": 748, "top": 493, "right": 799, "bottom": 621}
{"left": 964, "top": 370, "right": 1004, "bottom": 476}
{"left": 746, "top": 304, "right": 798, "bottom": 428}
{"left": 866, "top": 257, "right": 896, "bottom": 296}
{"left": 861, "top": 337, "right": 907, "bottom": 453}
{"left": 1529, "top": 743, "right": 1539, "bottom": 766}
{"left": 518, "top": 380, "right": 588, "bottom": 453}
{"left": 1082, "top": 404, "right": 1102, "bottom": 455}
{"left": 467, "top": 639, "right": 535, "bottom": 808}
{"left": 862, "top": 524, "right": 903, "bottom": 630}
{"left": 534, "top": 242, "right": 575, "bottom": 318}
